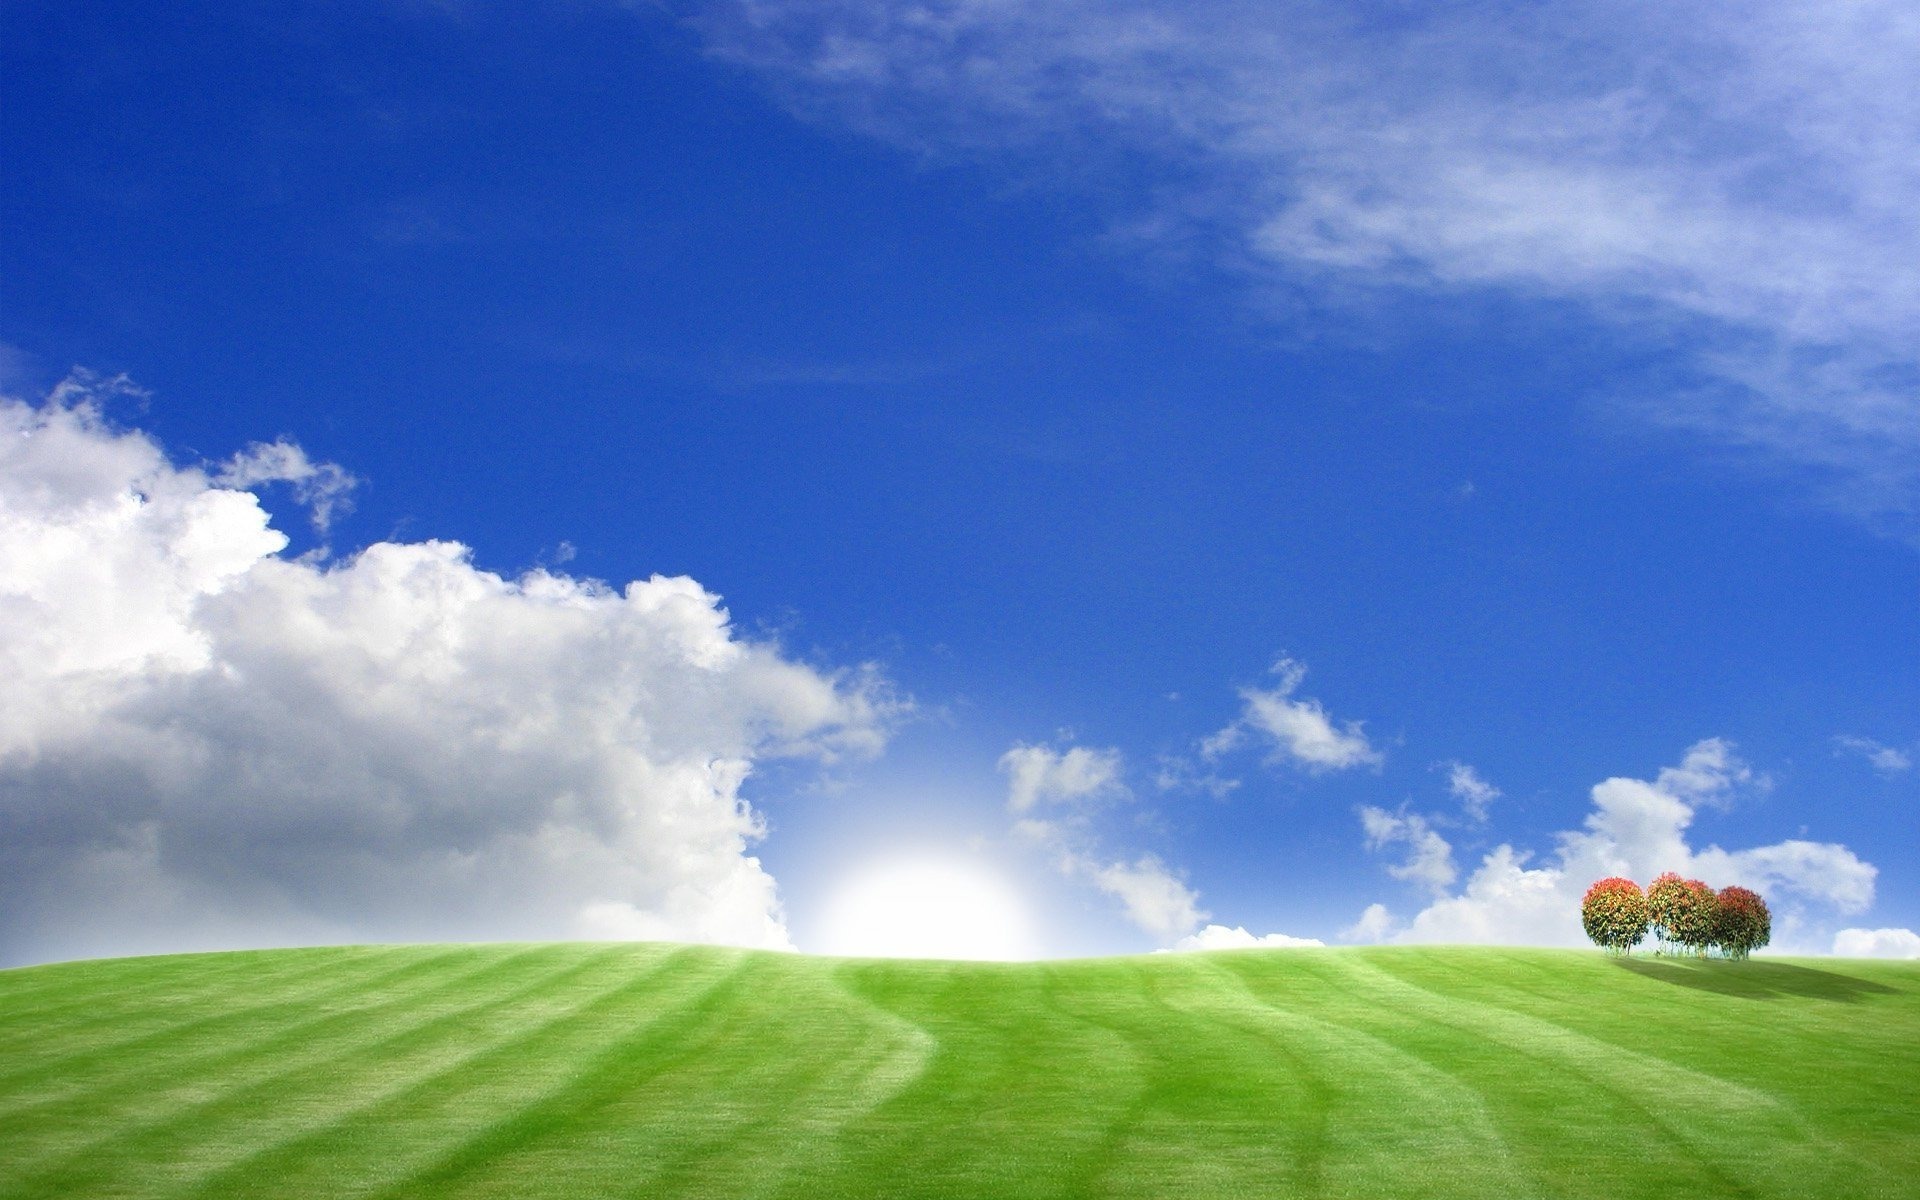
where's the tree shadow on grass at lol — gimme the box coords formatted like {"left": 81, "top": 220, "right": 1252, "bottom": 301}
{"left": 1612, "top": 956, "right": 1902, "bottom": 1002}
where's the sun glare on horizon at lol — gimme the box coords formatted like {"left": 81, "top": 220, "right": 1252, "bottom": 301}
{"left": 813, "top": 857, "right": 1043, "bottom": 961}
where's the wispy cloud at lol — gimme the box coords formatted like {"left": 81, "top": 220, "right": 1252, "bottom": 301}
{"left": 999, "top": 742, "right": 1126, "bottom": 813}
{"left": 690, "top": 0, "right": 1920, "bottom": 535}
{"left": 1204, "top": 657, "right": 1381, "bottom": 773}
{"left": 1833, "top": 734, "right": 1913, "bottom": 775}
{"left": 214, "top": 438, "right": 358, "bottom": 534}
{"left": 1359, "top": 805, "right": 1457, "bottom": 897}
{"left": 1153, "top": 753, "right": 1240, "bottom": 799}
{"left": 1445, "top": 761, "right": 1500, "bottom": 823}
{"left": 1000, "top": 738, "right": 1209, "bottom": 941}
{"left": 1083, "top": 854, "right": 1207, "bottom": 941}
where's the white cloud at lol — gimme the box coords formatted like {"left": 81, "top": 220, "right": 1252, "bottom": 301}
{"left": 0, "top": 384, "right": 894, "bottom": 966}
{"left": 998, "top": 742, "right": 1125, "bottom": 813}
{"left": 692, "top": 0, "right": 1920, "bottom": 534}
{"left": 1341, "top": 902, "right": 1396, "bottom": 944}
{"left": 1832, "top": 928, "right": 1920, "bottom": 959}
{"left": 1153, "top": 754, "right": 1240, "bottom": 799}
{"left": 1834, "top": 735, "right": 1913, "bottom": 775}
{"left": 1086, "top": 855, "right": 1207, "bottom": 941}
{"left": 1393, "top": 740, "right": 1876, "bottom": 948}
{"left": 999, "top": 740, "right": 1204, "bottom": 941}
{"left": 1207, "top": 658, "right": 1381, "bottom": 773}
{"left": 1167, "top": 924, "right": 1323, "bottom": 952}
{"left": 1652, "top": 738, "right": 1755, "bottom": 809}
{"left": 1008, "top": 817, "right": 1059, "bottom": 845}
{"left": 1400, "top": 846, "right": 1574, "bottom": 947}
{"left": 1690, "top": 841, "right": 1878, "bottom": 915}
{"left": 1359, "top": 806, "right": 1456, "bottom": 897}
{"left": 1446, "top": 762, "right": 1500, "bottom": 823}
{"left": 213, "top": 438, "right": 357, "bottom": 534}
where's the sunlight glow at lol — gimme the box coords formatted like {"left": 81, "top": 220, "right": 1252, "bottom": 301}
{"left": 814, "top": 857, "right": 1042, "bottom": 961}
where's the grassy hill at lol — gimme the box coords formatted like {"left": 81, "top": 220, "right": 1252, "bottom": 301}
{"left": 1, "top": 944, "right": 1915, "bottom": 1199}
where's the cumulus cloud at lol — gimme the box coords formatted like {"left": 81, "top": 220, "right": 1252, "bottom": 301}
{"left": 1446, "top": 762, "right": 1500, "bottom": 823}
{"left": 691, "top": 0, "right": 1920, "bottom": 534}
{"left": 999, "top": 742, "right": 1125, "bottom": 813}
{"left": 0, "top": 384, "right": 894, "bottom": 966}
{"left": 1205, "top": 658, "right": 1381, "bottom": 773}
{"left": 1341, "top": 902, "right": 1396, "bottom": 944}
{"left": 1391, "top": 740, "right": 1876, "bottom": 948}
{"left": 1833, "top": 735, "right": 1913, "bottom": 775}
{"left": 1832, "top": 928, "right": 1920, "bottom": 959}
{"left": 1166, "top": 924, "right": 1323, "bottom": 952}
{"left": 1359, "top": 806, "right": 1456, "bottom": 897}
{"left": 1085, "top": 855, "right": 1207, "bottom": 942}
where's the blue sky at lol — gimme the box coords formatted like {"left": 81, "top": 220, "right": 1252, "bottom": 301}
{"left": 2, "top": 0, "right": 1916, "bottom": 965}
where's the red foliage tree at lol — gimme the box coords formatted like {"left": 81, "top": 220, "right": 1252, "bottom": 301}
{"left": 1646, "top": 872, "right": 1688, "bottom": 952}
{"left": 1714, "top": 886, "right": 1772, "bottom": 960}
{"left": 1581, "top": 877, "right": 1650, "bottom": 954}
{"left": 1647, "top": 872, "right": 1719, "bottom": 955}
{"left": 1669, "top": 878, "right": 1718, "bottom": 956}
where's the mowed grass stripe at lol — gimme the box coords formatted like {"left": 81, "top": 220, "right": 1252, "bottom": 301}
{"left": 817, "top": 960, "right": 1158, "bottom": 1196}
{"left": 1374, "top": 944, "right": 1912, "bottom": 1182}
{"left": 1040, "top": 958, "right": 1334, "bottom": 1197}
{"left": 1, "top": 944, "right": 581, "bottom": 1189}
{"left": 357, "top": 947, "right": 773, "bottom": 1199}
{"left": 0, "top": 945, "right": 487, "bottom": 1105}
{"left": 1321, "top": 954, "right": 1791, "bottom": 1197}
{"left": 1602, "top": 955, "right": 1920, "bottom": 1160}
{"left": 1, "top": 944, "right": 1915, "bottom": 1200}
{"left": 599, "top": 957, "right": 945, "bottom": 1198}
{"left": 1225, "top": 950, "right": 1903, "bottom": 1199}
{"left": 1172, "top": 956, "right": 1536, "bottom": 1200}
{"left": 0, "top": 951, "right": 265, "bottom": 1027}
{"left": 171, "top": 944, "right": 709, "bottom": 1200}
{"left": 1340, "top": 952, "right": 1900, "bottom": 1192}
{"left": 0, "top": 947, "right": 375, "bottom": 1062}
{"left": 1238, "top": 951, "right": 1774, "bottom": 1197}
{"left": 110, "top": 945, "right": 663, "bottom": 1199}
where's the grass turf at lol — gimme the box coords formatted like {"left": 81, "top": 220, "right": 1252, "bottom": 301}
{"left": 0, "top": 944, "right": 1915, "bottom": 1198}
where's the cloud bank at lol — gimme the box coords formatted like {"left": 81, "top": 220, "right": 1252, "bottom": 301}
{"left": 0, "top": 383, "right": 891, "bottom": 966}
{"left": 691, "top": 0, "right": 1920, "bottom": 534}
{"left": 1832, "top": 928, "right": 1920, "bottom": 959}
{"left": 1359, "top": 740, "right": 1877, "bottom": 949}
{"left": 1168, "top": 924, "right": 1324, "bottom": 952}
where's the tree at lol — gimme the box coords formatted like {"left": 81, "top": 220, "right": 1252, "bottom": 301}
{"left": 1580, "top": 877, "right": 1650, "bottom": 954}
{"left": 1647, "top": 872, "right": 1718, "bottom": 955}
{"left": 1669, "top": 878, "right": 1719, "bottom": 956}
{"left": 1714, "top": 886, "right": 1771, "bottom": 960}
{"left": 1646, "top": 871, "right": 1688, "bottom": 953}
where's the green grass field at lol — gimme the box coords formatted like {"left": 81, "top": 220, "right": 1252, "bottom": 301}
{"left": 1, "top": 944, "right": 1915, "bottom": 1198}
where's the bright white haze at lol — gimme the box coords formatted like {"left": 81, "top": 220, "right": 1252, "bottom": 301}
{"left": 814, "top": 857, "right": 1041, "bottom": 960}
